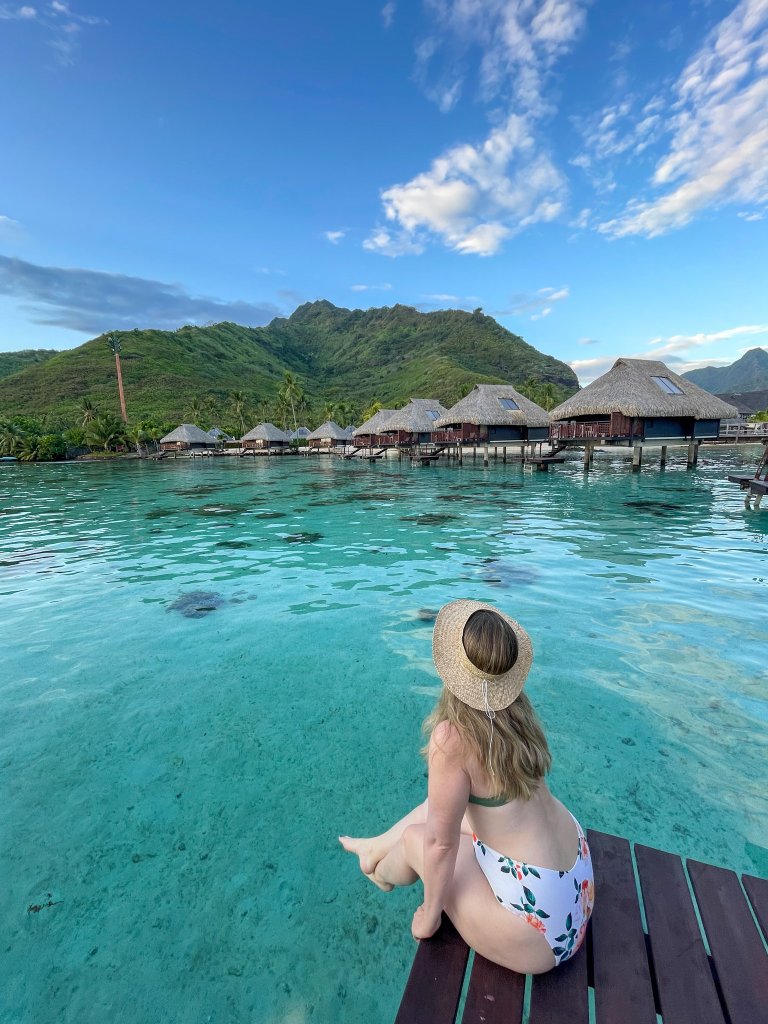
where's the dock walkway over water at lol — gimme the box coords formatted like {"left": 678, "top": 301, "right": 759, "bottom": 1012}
{"left": 395, "top": 830, "right": 768, "bottom": 1024}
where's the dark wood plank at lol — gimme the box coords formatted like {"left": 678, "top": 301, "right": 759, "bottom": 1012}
{"left": 743, "top": 873, "right": 768, "bottom": 942}
{"left": 587, "top": 829, "right": 657, "bottom": 1024}
{"left": 528, "top": 936, "right": 588, "bottom": 1024}
{"left": 688, "top": 860, "right": 768, "bottom": 1024}
{"left": 460, "top": 953, "right": 525, "bottom": 1024}
{"left": 395, "top": 915, "right": 470, "bottom": 1024}
{"left": 635, "top": 844, "right": 726, "bottom": 1024}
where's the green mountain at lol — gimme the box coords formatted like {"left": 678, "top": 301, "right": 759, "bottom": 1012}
{"left": 682, "top": 347, "right": 768, "bottom": 393}
{"left": 0, "top": 301, "right": 578, "bottom": 423}
{"left": 0, "top": 348, "right": 59, "bottom": 382}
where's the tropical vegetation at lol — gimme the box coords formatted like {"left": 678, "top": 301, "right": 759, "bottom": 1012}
{"left": 0, "top": 301, "right": 578, "bottom": 425}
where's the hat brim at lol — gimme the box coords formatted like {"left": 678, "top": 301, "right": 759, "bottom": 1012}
{"left": 432, "top": 600, "right": 533, "bottom": 711}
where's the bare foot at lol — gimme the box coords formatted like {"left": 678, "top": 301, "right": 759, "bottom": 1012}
{"left": 339, "top": 836, "right": 394, "bottom": 892}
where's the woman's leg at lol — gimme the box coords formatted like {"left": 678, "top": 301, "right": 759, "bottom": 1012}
{"left": 339, "top": 799, "right": 429, "bottom": 876}
{"left": 340, "top": 799, "right": 473, "bottom": 877}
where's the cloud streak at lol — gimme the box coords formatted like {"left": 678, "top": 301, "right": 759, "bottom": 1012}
{"left": 0, "top": 255, "right": 281, "bottom": 334}
{"left": 367, "top": 0, "right": 588, "bottom": 257}
{"left": 0, "top": 0, "right": 105, "bottom": 64}
{"left": 599, "top": 0, "right": 768, "bottom": 237}
{"left": 569, "top": 324, "right": 768, "bottom": 382}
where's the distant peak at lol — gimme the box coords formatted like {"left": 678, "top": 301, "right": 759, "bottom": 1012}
{"left": 289, "top": 299, "right": 342, "bottom": 321}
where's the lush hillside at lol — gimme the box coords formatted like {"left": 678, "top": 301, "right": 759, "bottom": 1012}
{"left": 0, "top": 348, "right": 59, "bottom": 382}
{"left": 0, "top": 301, "right": 578, "bottom": 422}
{"left": 682, "top": 347, "right": 768, "bottom": 393}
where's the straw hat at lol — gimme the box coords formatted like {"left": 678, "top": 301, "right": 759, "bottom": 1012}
{"left": 432, "top": 600, "right": 533, "bottom": 711}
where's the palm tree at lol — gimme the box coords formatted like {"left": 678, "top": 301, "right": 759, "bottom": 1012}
{"left": 188, "top": 397, "right": 206, "bottom": 424}
{"left": 18, "top": 435, "right": 43, "bottom": 461}
{"left": 279, "top": 373, "right": 303, "bottom": 432}
{"left": 322, "top": 400, "right": 338, "bottom": 422}
{"left": 0, "top": 423, "right": 24, "bottom": 456}
{"left": 229, "top": 390, "right": 248, "bottom": 436}
{"left": 87, "top": 413, "right": 126, "bottom": 452}
{"left": 518, "top": 376, "right": 541, "bottom": 402}
{"left": 362, "top": 400, "right": 383, "bottom": 422}
{"left": 79, "top": 398, "right": 99, "bottom": 427}
{"left": 333, "top": 399, "right": 356, "bottom": 427}
{"left": 107, "top": 334, "right": 128, "bottom": 422}
{"left": 539, "top": 383, "right": 557, "bottom": 412}
{"left": 126, "top": 424, "right": 147, "bottom": 455}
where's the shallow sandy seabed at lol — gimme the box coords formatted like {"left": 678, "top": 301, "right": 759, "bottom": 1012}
{"left": 1, "top": 449, "right": 766, "bottom": 1023}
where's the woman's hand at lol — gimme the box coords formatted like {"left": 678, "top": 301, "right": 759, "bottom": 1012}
{"left": 411, "top": 904, "right": 442, "bottom": 941}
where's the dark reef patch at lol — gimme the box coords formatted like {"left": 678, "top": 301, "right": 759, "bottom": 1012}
{"left": 251, "top": 511, "right": 287, "bottom": 520}
{"left": 216, "top": 540, "right": 253, "bottom": 549}
{"left": 283, "top": 532, "right": 323, "bottom": 544}
{"left": 400, "top": 513, "right": 456, "bottom": 526}
{"left": 146, "top": 508, "right": 179, "bottom": 520}
{"left": 167, "top": 591, "right": 226, "bottom": 618}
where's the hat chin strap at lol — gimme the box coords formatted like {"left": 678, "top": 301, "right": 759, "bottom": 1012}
{"left": 482, "top": 679, "right": 496, "bottom": 776}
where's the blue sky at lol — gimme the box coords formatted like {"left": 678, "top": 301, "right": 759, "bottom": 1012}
{"left": 1, "top": 0, "right": 766, "bottom": 383}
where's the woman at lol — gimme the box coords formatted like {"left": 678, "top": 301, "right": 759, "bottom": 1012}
{"left": 340, "top": 599, "right": 594, "bottom": 974}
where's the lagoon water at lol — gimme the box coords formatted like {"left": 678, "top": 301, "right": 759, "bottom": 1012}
{"left": 2, "top": 448, "right": 767, "bottom": 1024}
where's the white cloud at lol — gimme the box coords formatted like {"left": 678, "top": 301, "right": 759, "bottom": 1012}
{"left": 599, "top": 0, "right": 768, "bottom": 238}
{"left": 738, "top": 209, "right": 765, "bottom": 220}
{"left": 0, "top": 0, "right": 104, "bottom": 61}
{"left": 502, "top": 285, "right": 569, "bottom": 318}
{"left": 363, "top": 228, "right": 424, "bottom": 257}
{"left": 420, "top": 0, "right": 589, "bottom": 115}
{"left": 324, "top": 230, "right": 345, "bottom": 244}
{"left": 366, "top": 114, "right": 566, "bottom": 256}
{"left": 578, "top": 337, "right": 598, "bottom": 345}
{"left": 367, "top": 0, "right": 587, "bottom": 256}
{"left": 0, "top": 214, "right": 20, "bottom": 231}
{"left": 569, "top": 323, "right": 768, "bottom": 383}
{"left": 350, "top": 283, "right": 393, "bottom": 292}
{"left": 381, "top": 1, "right": 395, "bottom": 28}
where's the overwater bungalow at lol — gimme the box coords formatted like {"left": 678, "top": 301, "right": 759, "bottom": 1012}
{"left": 240, "top": 423, "right": 292, "bottom": 453}
{"left": 352, "top": 409, "right": 397, "bottom": 448}
{"left": 550, "top": 358, "right": 738, "bottom": 469}
{"left": 290, "top": 426, "right": 311, "bottom": 441}
{"left": 433, "top": 384, "right": 550, "bottom": 446}
{"left": 377, "top": 399, "right": 449, "bottom": 447}
{"left": 306, "top": 421, "right": 349, "bottom": 451}
{"left": 159, "top": 424, "right": 218, "bottom": 453}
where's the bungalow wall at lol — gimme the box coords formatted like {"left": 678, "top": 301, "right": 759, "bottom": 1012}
{"left": 641, "top": 417, "right": 720, "bottom": 440}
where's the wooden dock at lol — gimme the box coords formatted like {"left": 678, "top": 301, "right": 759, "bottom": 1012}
{"left": 395, "top": 830, "right": 768, "bottom": 1024}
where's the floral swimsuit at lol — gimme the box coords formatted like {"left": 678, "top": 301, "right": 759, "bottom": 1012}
{"left": 472, "top": 814, "right": 595, "bottom": 965}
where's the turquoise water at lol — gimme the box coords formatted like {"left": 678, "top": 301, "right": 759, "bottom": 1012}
{"left": 2, "top": 448, "right": 767, "bottom": 1023}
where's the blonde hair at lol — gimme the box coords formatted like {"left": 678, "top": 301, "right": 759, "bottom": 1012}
{"left": 422, "top": 607, "right": 551, "bottom": 801}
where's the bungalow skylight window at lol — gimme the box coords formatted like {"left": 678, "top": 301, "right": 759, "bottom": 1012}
{"left": 426, "top": 410, "right": 440, "bottom": 420}
{"left": 498, "top": 398, "right": 519, "bottom": 410}
{"left": 651, "top": 376, "right": 683, "bottom": 395}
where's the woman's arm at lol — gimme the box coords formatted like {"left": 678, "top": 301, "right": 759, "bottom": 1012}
{"left": 417, "top": 722, "right": 471, "bottom": 935}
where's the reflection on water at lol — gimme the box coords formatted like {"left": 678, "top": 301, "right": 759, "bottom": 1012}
{"left": 1, "top": 449, "right": 767, "bottom": 1024}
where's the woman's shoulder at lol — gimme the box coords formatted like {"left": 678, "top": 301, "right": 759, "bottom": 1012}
{"left": 430, "top": 719, "right": 466, "bottom": 758}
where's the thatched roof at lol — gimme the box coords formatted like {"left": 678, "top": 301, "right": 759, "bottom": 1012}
{"left": 291, "top": 426, "right": 311, "bottom": 439}
{"left": 208, "top": 427, "right": 235, "bottom": 441}
{"left": 241, "top": 423, "right": 291, "bottom": 443}
{"left": 307, "top": 420, "right": 348, "bottom": 441}
{"left": 378, "top": 398, "right": 449, "bottom": 433}
{"left": 551, "top": 359, "right": 739, "bottom": 420}
{"left": 159, "top": 424, "right": 217, "bottom": 444}
{"left": 353, "top": 409, "right": 396, "bottom": 436}
{"left": 436, "top": 385, "right": 549, "bottom": 428}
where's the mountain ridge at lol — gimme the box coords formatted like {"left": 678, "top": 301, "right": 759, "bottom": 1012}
{"left": 0, "top": 301, "right": 578, "bottom": 422}
{"left": 682, "top": 347, "right": 768, "bottom": 393}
